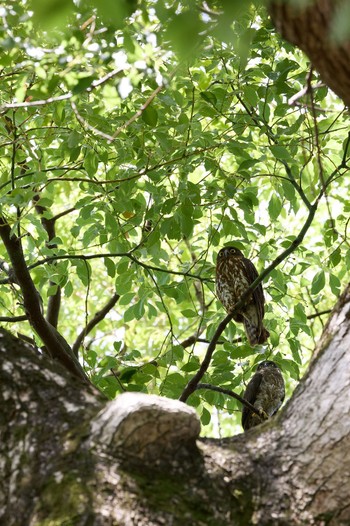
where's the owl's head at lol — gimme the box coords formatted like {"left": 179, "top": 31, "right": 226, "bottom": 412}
{"left": 217, "top": 246, "right": 243, "bottom": 260}
{"left": 256, "top": 360, "right": 280, "bottom": 371}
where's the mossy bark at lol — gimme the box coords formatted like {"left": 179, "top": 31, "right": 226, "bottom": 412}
{"left": 1, "top": 285, "right": 350, "bottom": 525}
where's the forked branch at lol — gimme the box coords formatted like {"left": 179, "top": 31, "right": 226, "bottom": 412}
{"left": 0, "top": 216, "right": 89, "bottom": 383}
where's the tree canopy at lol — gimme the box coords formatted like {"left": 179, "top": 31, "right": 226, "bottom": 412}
{"left": 0, "top": 0, "right": 349, "bottom": 436}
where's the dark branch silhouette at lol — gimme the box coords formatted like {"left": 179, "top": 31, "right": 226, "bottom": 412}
{"left": 196, "top": 383, "right": 261, "bottom": 418}
{"left": 72, "top": 292, "right": 120, "bottom": 356}
{"left": 0, "top": 216, "right": 89, "bottom": 383}
{"left": 0, "top": 314, "right": 27, "bottom": 322}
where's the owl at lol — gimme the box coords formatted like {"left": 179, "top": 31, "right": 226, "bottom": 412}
{"left": 241, "top": 360, "right": 285, "bottom": 431}
{"left": 215, "top": 246, "right": 269, "bottom": 346}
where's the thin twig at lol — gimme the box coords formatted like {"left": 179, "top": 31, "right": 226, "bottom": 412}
{"left": 306, "top": 309, "right": 332, "bottom": 320}
{"left": 0, "top": 93, "right": 72, "bottom": 110}
{"left": 71, "top": 100, "right": 115, "bottom": 142}
{"left": 196, "top": 383, "right": 261, "bottom": 417}
{"left": 72, "top": 292, "right": 120, "bottom": 356}
{"left": 108, "top": 84, "right": 164, "bottom": 142}
{"left": 0, "top": 314, "right": 27, "bottom": 322}
{"left": 18, "top": 252, "right": 212, "bottom": 285}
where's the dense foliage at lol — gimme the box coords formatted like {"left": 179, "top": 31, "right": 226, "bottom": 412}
{"left": 0, "top": 0, "right": 349, "bottom": 435}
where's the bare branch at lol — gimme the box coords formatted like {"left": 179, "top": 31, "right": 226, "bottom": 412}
{"left": 109, "top": 84, "right": 164, "bottom": 142}
{"left": 288, "top": 81, "right": 324, "bottom": 106}
{"left": 70, "top": 100, "right": 115, "bottom": 142}
{"left": 72, "top": 292, "right": 120, "bottom": 357}
{"left": 24, "top": 252, "right": 213, "bottom": 284}
{"left": 196, "top": 383, "right": 261, "bottom": 417}
{"left": 0, "top": 314, "right": 27, "bottom": 322}
{"left": 0, "top": 216, "right": 89, "bottom": 383}
{"left": 0, "top": 93, "right": 72, "bottom": 110}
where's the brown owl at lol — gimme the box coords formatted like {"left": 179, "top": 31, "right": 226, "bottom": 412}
{"left": 215, "top": 246, "right": 269, "bottom": 346}
{"left": 241, "top": 360, "right": 285, "bottom": 431}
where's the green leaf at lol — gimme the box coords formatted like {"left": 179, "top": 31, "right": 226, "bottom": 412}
{"left": 72, "top": 76, "right": 95, "bottom": 94}
{"left": 73, "top": 260, "right": 91, "bottom": 286}
{"left": 104, "top": 257, "right": 116, "bottom": 278}
{"left": 311, "top": 271, "right": 326, "bottom": 295}
{"left": 200, "top": 91, "right": 217, "bottom": 106}
{"left": 31, "top": 0, "right": 73, "bottom": 30}
{"left": 165, "top": 10, "right": 204, "bottom": 57}
{"left": 329, "top": 273, "right": 341, "bottom": 296}
{"left": 180, "top": 198, "right": 194, "bottom": 218}
{"left": 329, "top": 247, "right": 341, "bottom": 267}
{"left": 279, "top": 359, "right": 300, "bottom": 381}
{"left": 115, "top": 273, "right": 133, "bottom": 295}
{"left": 181, "top": 358, "right": 200, "bottom": 372}
{"left": 85, "top": 350, "right": 97, "bottom": 368}
{"left": 67, "top": 131, "right": 82, "bottom": 149}
{"left": 124, "top": 304, "right": 136, "bottom": 322}
{"left": 119, "top": 292, "right": 136, "bottom": 306}
{"left": 243, "top": 85, "right": 258, "bottom": 107}
{"left": 119, "top": 367, "right": 138, "bottom": 383}
{"left": 281, "top": 179, "right": 296, "bottom": 202}
{"left": 85, "top": 150, "right": 98, "bottom": 177}
{"left": 201, "top": 406, "right": 211, "bottom": 426}
{"left": 270, "top": 145, "right": 292, "bottom": 161}
{"left": 294, "top": 302, "right": 307, "bottom": 322}
{"left": 268, "top": 194, "right": 282, "bottom": 220}
{"left": 64, "top": 281, "right": 73, "bottom": 297}
{"left": 142, "top": 105, "right": 158, "bottom": 127}
{"left": 181, "top": 309, "right": 197, "bottom": 318}
{"left": 161, "top": 373, "right": 187, "bottom": 399}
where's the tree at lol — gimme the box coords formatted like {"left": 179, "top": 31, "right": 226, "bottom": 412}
{"left": 0, "top": 0, "right": 350, "bottom": 524}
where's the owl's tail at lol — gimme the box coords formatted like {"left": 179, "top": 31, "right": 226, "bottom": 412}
{"left": 243, "top": 412, "right": 263, "bottom": 431}
{"left": 244, "top": 320, "right": 270, "bottom": 346}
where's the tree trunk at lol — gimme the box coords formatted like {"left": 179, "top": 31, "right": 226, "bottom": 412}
{"left": 1, "top": 284, "right": 350, "bottom": 525}
{"left": 269, "top": 0, "right": 350, "bottom": 106}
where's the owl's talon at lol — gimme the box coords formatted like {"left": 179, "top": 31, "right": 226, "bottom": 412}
{"left": 258, "top": 409, "right": 269, "bottom": 421}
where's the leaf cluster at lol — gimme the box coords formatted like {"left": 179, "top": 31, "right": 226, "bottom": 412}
{"left": 0, "top": 1, "right": 349, "bottom": 435}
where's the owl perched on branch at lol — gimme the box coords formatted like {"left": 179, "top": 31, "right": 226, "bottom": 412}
{"left": 215, "top": 246, "right": 269, "bottom": 346}
{"left": 241, "top": 360, "right": 285, "bottom": 431}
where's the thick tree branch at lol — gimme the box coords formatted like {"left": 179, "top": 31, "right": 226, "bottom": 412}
{"left": 269, "top": 0, "right": 350, "bottom": 107}
{"left": 0, "top": 217, "right": 89, "bottom": 383}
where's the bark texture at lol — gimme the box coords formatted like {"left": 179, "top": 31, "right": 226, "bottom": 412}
{"left": 1, "top": 284, "right": 350, "bottom": 525}
{"left": 269, "top": 0, "right": 350, "bottom": 106}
